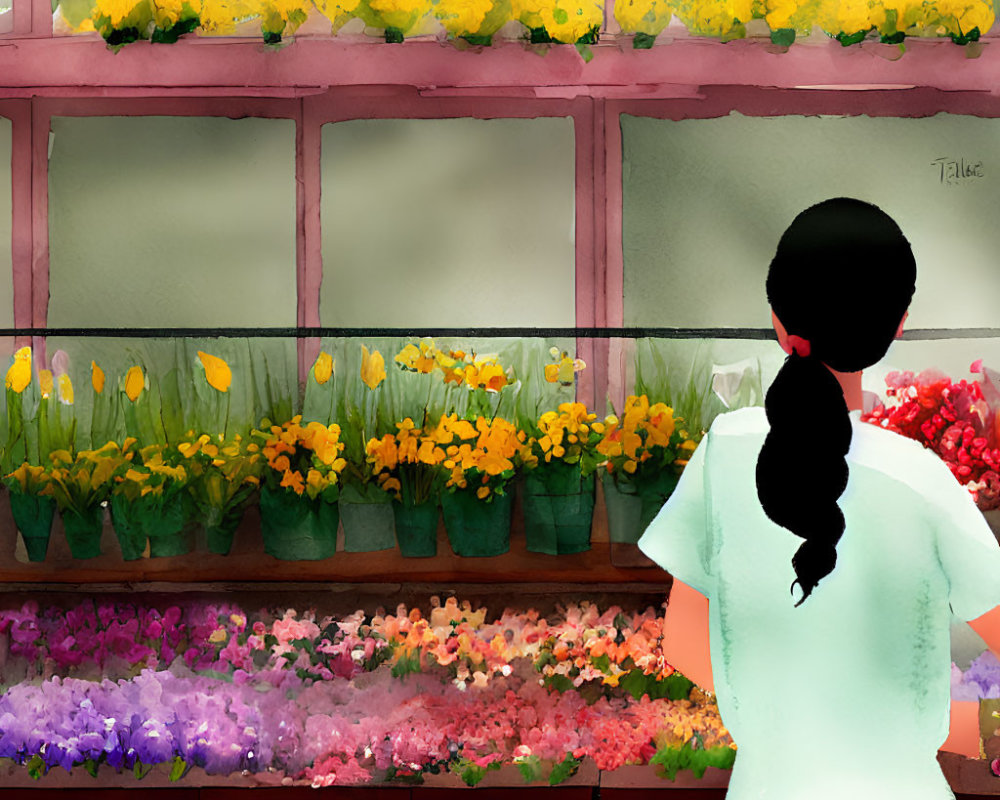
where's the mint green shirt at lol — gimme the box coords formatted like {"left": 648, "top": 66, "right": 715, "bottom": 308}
{"left": 638, "top": 407, "right": 1000, "bottom": 800}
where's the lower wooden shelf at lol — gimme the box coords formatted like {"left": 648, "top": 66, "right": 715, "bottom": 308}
{"left": 0, "top": 753, "right": 996, "bottom": 794}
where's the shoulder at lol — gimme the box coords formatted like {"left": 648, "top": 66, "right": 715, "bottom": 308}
{"left": 704, "top": 406, "right": 768, "bottom": 438}
{"left": 850, "top": 419, "right": 959, "bottom": 500}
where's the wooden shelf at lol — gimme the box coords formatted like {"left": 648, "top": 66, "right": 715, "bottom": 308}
{"left": 0, "top": 34, "right": 998, "bottom": 95}
{"left": 0, "top": 481, "right": 672, "bottom": 585}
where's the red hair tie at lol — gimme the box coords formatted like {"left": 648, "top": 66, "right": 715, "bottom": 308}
{"left": 787, "top": 334, "right": 812, "bottom": 358}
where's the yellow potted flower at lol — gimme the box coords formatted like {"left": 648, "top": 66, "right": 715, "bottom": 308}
{"left": 435, "top": 413, "right": 528, "bottom": 557}
{"left": 353, "top": 0, "right": 434, "bottom": 41}
{"left": 2, "top": 347, "right": 51, "bottom": 561}
{"left": 521, "top": 402, "right": 605, "bottom": 554}
{"left": 366, "top": 417, "right": 448, "bottom": 557}
{"left": 434, "top": 0, "right": 512, "bottom": 44}
{"left": 41, "top": 443, "right": 126, "bottom": 560}
{"left": 614, "top": 0, "right": 673, "bottom": 47}
{"left": 178, "top": 431, "right": 262, "bottom": 555}
{"left": 597, "top": 394, "right": 697, "bottom": 546}
{"left": 250, "top": 416, "right": 346, "bottom": 560}
{"left": 109, "top": 441, "right": 193, "bottom": 560}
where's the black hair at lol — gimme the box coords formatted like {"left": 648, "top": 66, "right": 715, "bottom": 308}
{"left": 756, "top": 198, "right": 916, "bottom": 607}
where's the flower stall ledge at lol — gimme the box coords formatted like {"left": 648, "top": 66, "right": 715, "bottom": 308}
{"left": 0, "top": 481, "right": 670, "bottom": 584}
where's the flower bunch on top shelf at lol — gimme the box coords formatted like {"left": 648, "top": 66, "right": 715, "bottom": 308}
{"left": 252, "top": 415, "right": 347, "bottom": 500}
{"left": 861, "top": 360, "right": 1000, "bottom": 510}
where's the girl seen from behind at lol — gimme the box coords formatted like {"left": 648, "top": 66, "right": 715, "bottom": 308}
{"left": 639, "top": 197, "right": 1000, "bottom": 799}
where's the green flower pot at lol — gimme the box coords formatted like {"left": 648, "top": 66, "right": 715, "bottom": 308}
{"left": 200, "top": 505, "right": 247, "bottom": 556}
{"left": 636, "top": 470, "right": 680, "bottom": 533}
{"left": 441, "top": 488, "right": 512, "bottom": 557}
{"left": 392, "top": 498, "right": 439, "bottom": 557}
{"left": 522, "top": 463, "right": 594, "bottom": 555}
{"left": 10, "top": 492, "right": 56, "bottom": 562}
{"left": 61, "top": 505, "right": 105, "bottom": 560}
{"left": 259, "top": 485, "right": 337, "bottom": 561}
{"left": 110, "top": 493, "right": 147, "bottom": 561}
{"left": 145, "top": 494, "right": 194, "bottom": 558}
{"left": 340, "top": 500, "right": 396, "bottom": 552}
{"left": 601, "top": 471, "right": 643, "bottom": 544}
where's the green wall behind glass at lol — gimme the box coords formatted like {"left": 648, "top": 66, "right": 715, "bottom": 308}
{"left": 321, "top": 117, "right": 576, "bottom": 328}
{"left": 47, "top": 116, "right": 297, "bottom": 328}
{"left": 622, "top": 112, "right": 1000, "bottom": 332}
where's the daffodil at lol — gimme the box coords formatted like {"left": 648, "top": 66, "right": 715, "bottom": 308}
{"left": 58, "top": 374, "right": 74, "bottom": 405}
{"left": 5, "top": 346, "right": 31, "bottom": 393}
{"left": 91, "top": 361, "right": 105, "bottom": 394}
{"left": 38, "top": 369, "right": 53, "bottom": 399}
{"left": 361, "top": 345, "right": 386, "bottom": 390}
{"left": 198, "top": 351, "right": 232, "bottom": 393}
{"left": 314, "top": 351, "right": 334, "bottom": 385}
{"left": 124, "top": 366, "right": 144, "bottom": 402}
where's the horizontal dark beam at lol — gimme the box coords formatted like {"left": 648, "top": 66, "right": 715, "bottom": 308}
{"left": 5, "top": 327, "right": 999, "bottom": 339}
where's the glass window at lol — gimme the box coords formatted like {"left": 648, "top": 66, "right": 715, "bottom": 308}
{"left": 621, "top": 112, "right": 1000, "bottom": 331}
{"left": 320, "top": 116, "right": 576, "bottom": 328}
{"left": 47, "top": 115, "right": 297, "bottom": 328}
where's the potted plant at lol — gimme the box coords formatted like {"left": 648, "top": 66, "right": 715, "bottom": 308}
{"left": 521, "top": 401, "right": 604, "bottom": 554}
{"left": 251, "top": 416, "right": 346, "bottom": 560}
{"left": 178, "top": 431, "right": 262, "bottom": 555}
{"left": 597, "top": 394, "right": 698, "bottom": 548}
{"left": 366, "top": 418, "right": 447, "bottom": 557}
{"left": 437, "top": 413, "right": 527, "bottom": 557}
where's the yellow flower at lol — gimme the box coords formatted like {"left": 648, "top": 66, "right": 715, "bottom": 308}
{"left": 314, "top": 351, "right": 334, "bottom": 385}
{"left": 91, "top": 361, "right": 105, "bottom": 394}
{"left": 124, "top": 366, "right": 144, "bottom": 402}
{"left": 198, "top": 351, "right": 232, "bottom": 393}
{"left": 58, "top": 374, "right": 74, "bottom": 405}
{"left": 5, "top": 346, "right": 31, "bottom": 394}
{"left": 39, "top": 370, "right": 53, "bottom": 399}
{"left": 361, "top": 345, "right": 386, "bottom": 390}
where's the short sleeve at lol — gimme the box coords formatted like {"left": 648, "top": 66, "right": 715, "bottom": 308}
{"left": 637, "top": 430, "right": 714, "bottom": 598}
{"left": 928, "top": 458, "right": 1000, "bottom": 622}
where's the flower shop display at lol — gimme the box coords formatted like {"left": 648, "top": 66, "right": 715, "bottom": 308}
{"left": 110, "top": 441, "right": 194, "bottom": 559}
{"left": 178, "top": 432, "right": 262, "bottom": 555}
{"left": 861, "top": 360, "right": 1000, "bottom": 511}
{"left": 437, "top": 413, "right": 526, "bottom": 557}
{"left": 521, "top": 402, "right": 604, "bottom": 554}
{"left": 41, "top": 444, "right": 125, "bottom": 559}
{"left": 0, "top": 595, "right": 737, "bottom": 786}
{"left": 323, "top": 344, "right": 398, "bottom": 553}
{"left": 367, "top": 418, "right": 447, "bottom": 557}
{"left": 252, "top": 416, "right": 346, "bottom": 560}
{"left": 5, "top": 464, "right": 55, "bottom": 562}
{"left": 597, "top": 395, "right": 698, "bottom": 543}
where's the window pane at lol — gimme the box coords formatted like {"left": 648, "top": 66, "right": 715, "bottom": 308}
{"left": 47, "top": 116, "right": 297, "bottom": 328}
{"left": 0, "top": 116, "right": 10, "bottom": 327}
{"left": 622, "top": 112, "right": 1000, "bottom": 330}
{"left": 321, "top": 117, "right": 576, "bottom": 328}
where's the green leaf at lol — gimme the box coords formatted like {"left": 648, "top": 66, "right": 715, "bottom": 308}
{"left": 633, "top": 31, "right": 656, "bottom": 48}
{"left": 168, "top": 755, "right": 188, "bottom": 782}
{"left": 769, "top": 27, "right": 795, "bottom": 46}
{"left": 591, "top": 653, "right": 611, "bottom": 673}
{"left": 549, "top": 753, "right": 581, "bottom": 785}
{"left": 83, "top": 758, "right": 99, "bottom": 778}
{"left": 133, "top": 760, "right": 152, "bottom": 780}
{"left": 26, "top": 753, "right": 46, "bottom": 779}
{"left": 516, "top": 754, "right": 543, "bottom": 783}
{"left": 543, "top": 674, "right": 574, "bottom": 693}
{"left": 619, "top": 668, "right": 649, "bottom": 700}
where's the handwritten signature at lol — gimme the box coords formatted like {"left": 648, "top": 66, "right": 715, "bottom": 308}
{"left": 932, "top": 157, "right": 985, "bottom": 184}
